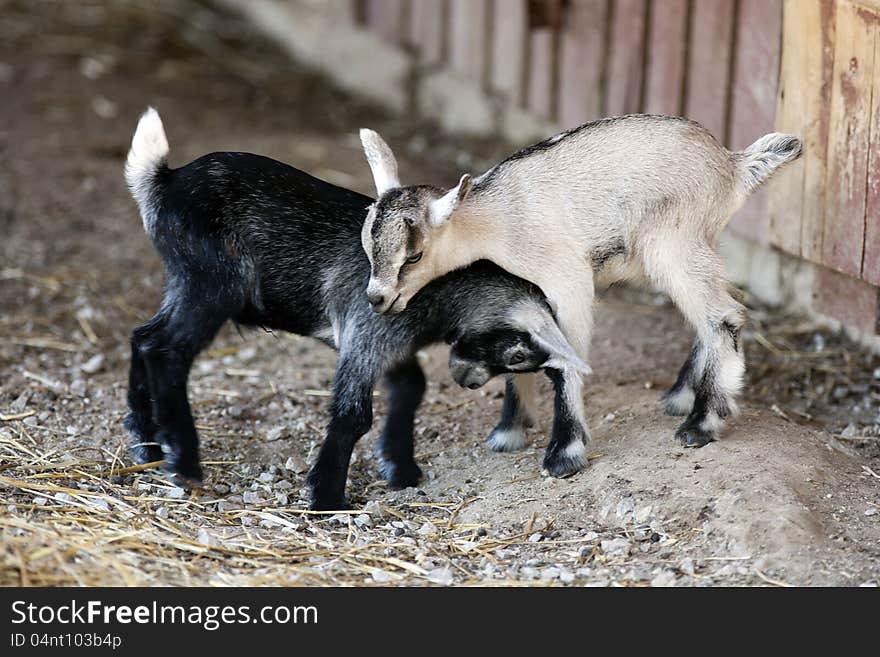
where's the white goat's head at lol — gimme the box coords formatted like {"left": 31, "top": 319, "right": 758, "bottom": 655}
{"left": 360, "top": 128, "right": 472, "bottom": 314}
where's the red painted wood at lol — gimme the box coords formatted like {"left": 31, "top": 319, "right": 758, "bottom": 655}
{"left": 727, "top": 0, "right": 783, "bottom": 242}
{"left": 558, "top": 0, "right": 608, "bottom": 127}
{"left": 604, "top": 0, "right": 647, "bottom": 116}
{"left": 684, "top": 0, "right": 736, "bottom": 140}
{"left": 365, "top": 0, "right": 404, "bottom": 44}
{"left": 490, "top": 0, "right": 528, "bottom": 102}
{"left": 409, "top": 0, "right": 445, "bottom": 65}
{"left": 643, "top": 0, "right": 688, "bottom": 116}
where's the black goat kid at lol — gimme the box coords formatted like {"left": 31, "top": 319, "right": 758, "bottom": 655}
{"left": 123, "top": 109, "right": 589, "bottom": 510}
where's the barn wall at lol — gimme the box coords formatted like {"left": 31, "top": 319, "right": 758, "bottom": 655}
{"left": 220, "top": 0, "right": 880, "bottom": 348}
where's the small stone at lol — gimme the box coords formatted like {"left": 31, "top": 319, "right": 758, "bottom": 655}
{"left": 242, "top": 490, "right": 262, "bottom": 504}
{"left": 53, "top": 492, "right": 74, "bottom": 504}
{"left": 476, "top": 527, "right": 488, "bottom": 537}
{"left": 541, "top": 566, "right": 561, "bottom": 580}
{"left": 426, "top": 567, "right": 454, "bottom": 585}
{"left": 284, "top": 455, "right": 308, "bottom": 473}
{"left": 841, "top": 423, "right": 858, "bottom": 438}
{"left": 392, "top": 527, "right": 405, "bottom": 537}
{"left": 166, "top": 487, "right": 186, "bottom": 500}
{"left": 88, "top": 497, "right": 110, "bottom": 511}
{"left": 604, "top": 412, "right": 616, "bottom": 422}
{"left": 197, "top": 529, "right": 216, "bottom": 547}
{"left": 354, "top": 513, "right": 371, "bottom": 528}
{"left": 229, "top": 406, "right": 243, "bottom": 418}
{"left": 679, "top": 557, "right": 696, "bottom": 576}
{"left": 528, "top": 532, "right": 544, "bottom": 543}
{"left": 274, "top": 480, "right": 293, "bottom": 490}
{"left": 265, "top": 426, "right": 286, "bottom": 441}
{"left": 80, "top": 353, "right": 105, "bottom": 374}
{"left": 33, "top": 496, "right": 47, "bottom": 506}
{"left": 362, "top": 500, "right": 382, "bottom": 516}
{"left": 634, "top": 505, "right": 653, "bottom": 524}
{"left": 370, "top": 569, "right": 394, "bottom": 583}
{"left": 417, "top": 522, "right": 438, "bottom": 536}
{"left": 213, "top": 484, "right": 230, "bottom": 495}
{"left": 12, "top": 391, "right": 30, "bottom": 411}
{"left": 559, "top": 568, "right": 575, "bottom": 584}
{"left": 70, "top": 378, "right": 88, "bottom": 396}
{"left": 651, "top": 570, "right": 678, "bottom": 587}
{"left": 865, "top": 508, "right": 878, "bottom": 517}
{"left": 600, "top": 538, "right": 631, "bottom": 556}
{"left": 155, "top": 506, "right": 169, "bottom": 519}
{"left": 258, "top": 472, "right": 275, "bottom": 483}
{"left": 275, "top": 492, "right": 289, "bottom": 506}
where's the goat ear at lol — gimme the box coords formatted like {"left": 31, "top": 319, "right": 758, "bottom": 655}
{"left": 530, "top": 321, "right": 592, "bottom": 376}
{"left": 428, "top": 174, "right": 472, "bottom": 227}
{"left": 360, "top": 128, "right": 401, "bottom": 195}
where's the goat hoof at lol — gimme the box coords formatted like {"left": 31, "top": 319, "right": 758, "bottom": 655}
{"left": 129, "top": 440, "right": 163, "bottom": 465}
{"left": 163, "top": 457, "right": 203, "bottom": 486}
{"left": 380, "top": 459, "right": 423, "bottom": 489}
{"left": 486, "top": 426, "right": 528, "bottom": 452}
{"left": 309, "top": 497, "right": 351, "bottom": 512}
{"left": 675, "top": 425, "right": 714, "bottom": 448}
{"left": 542, "top": 441, "right": 587, "bottom": 478}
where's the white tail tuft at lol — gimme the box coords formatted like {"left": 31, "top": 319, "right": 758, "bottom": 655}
{"left": 125, "top": 107, "right": 169, "bottom": 230}
{"left": 734, "top": 132, "right": 802, "bottom": 197}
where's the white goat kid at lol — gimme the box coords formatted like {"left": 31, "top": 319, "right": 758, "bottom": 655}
{"left": 359, "top": 114, "right": 802, "bottom": 469}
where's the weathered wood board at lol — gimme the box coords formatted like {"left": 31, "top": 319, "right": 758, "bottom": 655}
{"left": 822, "top": 0, "right": 875, "bottom": 278}
{"left": 643, "top": 0, "right": 688, "bottom": 116}
{"left": 684, "top": 0, "right": 735, "bottom": 140}
{"left": 728, "top": 0, "right": 783, "bottom": 243}
{"left": 558, "top": 0, "right": 607, "bottom": 127}
{"left": 604, "top": 0, "right": 646, "bottom": 116}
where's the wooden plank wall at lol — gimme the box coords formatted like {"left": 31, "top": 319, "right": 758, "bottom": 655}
{"left": 356, "top": 0, "right": 880, "bottom": 304}
{"left": 773, "top": 0, "right": 880, "bottom": 290}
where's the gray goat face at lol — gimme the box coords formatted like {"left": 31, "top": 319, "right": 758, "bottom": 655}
{"left": 361, "top": 186, "right": 438, "bottom": 314}
{"left": 449, "top": 330, "right": 551, "bottom": 389}
{"left": 360, "top": 128, "right": 472, "bottom": 314}
{"left": 448, "top": 301, "right": 593, "bottom": 389}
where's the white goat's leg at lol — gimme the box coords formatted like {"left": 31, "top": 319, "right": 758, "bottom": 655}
{"left": 486, "top": 373, "right": 539, "bottom": 452}
{"left": 644, "top": 241, "right": 746, "bottom": 446}
{"left": 537, "top": 272, "right": 595, "bottom": 476}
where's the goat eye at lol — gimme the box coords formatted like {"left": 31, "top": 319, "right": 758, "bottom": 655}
{"left": 405, "top": 252, "right": 423, "bottom": 265}
{"left": 509, "top": 352, "right": 526, "bottom": 365}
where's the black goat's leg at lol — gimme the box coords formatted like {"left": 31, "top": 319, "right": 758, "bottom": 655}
{"left": 542, "top": 368, "right": 590, "bottom": 478}
{"left": 138, "top": 300, "right": 226, "bottom": 484}
{"left": 307, "top": 354, "right": 378, "bottom": 510}
{"left": 376, "top": 357, "right": 425, "bottom": 489}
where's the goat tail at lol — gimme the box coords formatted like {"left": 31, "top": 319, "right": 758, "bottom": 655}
{"left": 732, "top": 133, "right": 802, "bottom": 197}
{"left": 125, "top": 107, "right": 169, "bottom": 232}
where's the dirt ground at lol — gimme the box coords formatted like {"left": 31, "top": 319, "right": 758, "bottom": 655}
{"left": 1, "top": 0, "right": 879, "bottom": 587}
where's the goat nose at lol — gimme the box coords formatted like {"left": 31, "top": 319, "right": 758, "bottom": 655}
{"left": 367, "top": 291, "right": 385, "bottom": 308}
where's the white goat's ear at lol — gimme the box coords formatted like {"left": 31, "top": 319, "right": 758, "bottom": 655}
{"left": 360, "top": 128, "right": 401, "bottom": 195}
{"left": 428, "top": 174, "right": 472, "bottom": 227}
{"left": 530, "top": 321, "right": 592, "bottom": 376}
